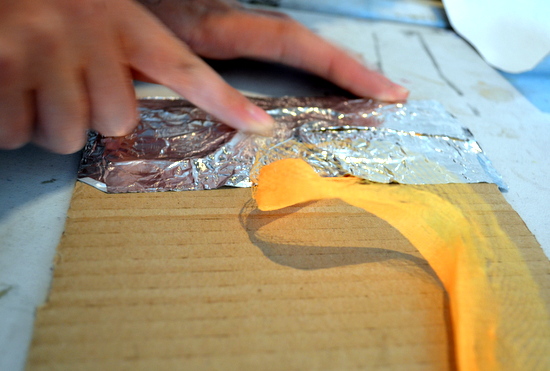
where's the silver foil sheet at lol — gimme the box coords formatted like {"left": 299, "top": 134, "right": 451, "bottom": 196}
{"left": 78, "top": 97, "right": 505, "bottom": 193}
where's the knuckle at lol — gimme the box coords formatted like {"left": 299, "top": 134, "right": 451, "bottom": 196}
{"left": 174, "top": 59, "right": 202, "bottom": 77}
{"left": 271, "top": 18, "right": 302, "bottom": 60}
{"left": 158, "top": 57, "right": 203, "bottom": 88}
{"left": 323, "top": 54, "right": 340, "bottom": 81}
{"left": 23, "top": 20, "right": 64, "bottom": 56}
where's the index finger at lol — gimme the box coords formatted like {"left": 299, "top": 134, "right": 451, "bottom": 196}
{"left": 116, "top": 1, "right": 274, "bottom": 134}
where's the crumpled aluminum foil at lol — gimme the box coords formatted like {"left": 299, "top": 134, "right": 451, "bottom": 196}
{"left": 78, "top": 97, "right": 505, "bottom": 193}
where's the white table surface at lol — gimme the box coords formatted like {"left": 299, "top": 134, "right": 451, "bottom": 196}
{"left": 1, "top": 8, "right": 549, "bottom": 371}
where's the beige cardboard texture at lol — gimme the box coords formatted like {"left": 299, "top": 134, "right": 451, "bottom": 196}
{"left": 27, "top": 182, "right": 549, "bottom": 370}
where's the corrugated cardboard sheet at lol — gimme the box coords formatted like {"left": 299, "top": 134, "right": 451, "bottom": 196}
{"left": 27, "top": 182, "right": 549, "bottom": 370}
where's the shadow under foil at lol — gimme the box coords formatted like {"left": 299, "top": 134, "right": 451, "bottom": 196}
{"left": 239, "top": 198, "right": 456, "bottom": 371}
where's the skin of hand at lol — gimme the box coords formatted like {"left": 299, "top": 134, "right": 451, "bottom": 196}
{"left": 0, "top": 0, "right": 275, "bottom": 154}
{"left": 0, "top": 0, "right": 408, "bottom": 154}
{"left": 139, "top": 0, "right": 409, "bottom": 101}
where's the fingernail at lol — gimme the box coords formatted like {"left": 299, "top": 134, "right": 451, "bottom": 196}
{"left": 244, "top": 105, "right": 275, "bottom": 136}
{"left": 392, "top": 85, "right": 410, "bottom": 99}
{"left": 379, "top": 84, "right": 409, "bottom": 102}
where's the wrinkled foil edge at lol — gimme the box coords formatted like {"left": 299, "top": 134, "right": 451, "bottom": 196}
{"left": 78, "top": 97, "right": 506, "bottom": 193}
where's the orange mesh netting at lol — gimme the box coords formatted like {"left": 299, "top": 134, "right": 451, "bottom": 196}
{"left": 253, "top": 158, "right": 550, "bottom": 371}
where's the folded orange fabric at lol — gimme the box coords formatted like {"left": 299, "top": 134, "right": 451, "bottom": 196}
{"left": 254, "top": 158, "right": 550, "bottom": 371}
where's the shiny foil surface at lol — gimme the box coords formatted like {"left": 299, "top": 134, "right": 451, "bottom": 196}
{"left": 78, "top": 97, "right": 505, "bottom": 193}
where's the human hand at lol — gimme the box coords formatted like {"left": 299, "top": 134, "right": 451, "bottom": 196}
{"left": 0, "top": 0, "right": 275, "bottom": 153}
{"left": 138, "top": 0, "right": 409, "bottom": 101}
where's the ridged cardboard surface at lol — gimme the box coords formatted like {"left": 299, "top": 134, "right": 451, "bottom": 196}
{"left": 27, "top": 182, "right": 549, "bottom": 370}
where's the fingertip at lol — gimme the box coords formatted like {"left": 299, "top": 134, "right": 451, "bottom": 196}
{"left": 31, "top": 113, "right": 87, "bottom": 154}
{"left": 356, "top": 69, "right": 410, "bottom": 102}
{"left": 383, "top": 84, "right": 410, "bottom": 102}
{"left": 241, "top": 104, "right": 275, "bottom": 136}
{"left": 33, "top": 131, "right": 87, "bottom": 154}
{"left": 321, "top": 55, "right": 408, "bottom": 102}
{"left": 92, "top": 106, "right": 139, "bottom": 137}
{"left": 123, "top": 109, "right": 140, "bottom": 135}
